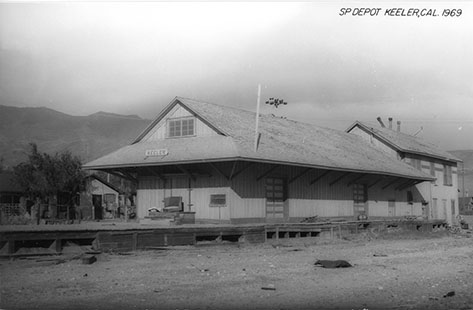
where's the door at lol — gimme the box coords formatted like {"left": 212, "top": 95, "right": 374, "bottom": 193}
{"left": 92, "top": 195, "right": 103, "bottom": 220}
{"left": 388, "top": 200, "right": 396, "bottom": 217}
{"left": 265, "top": 178, "right": 286, "bottom": 221}
{"left": 442, "top": 199, "right": 447, "bottom": 220}
{"left": 423, "top": 203, "right": 430, "bottom": 220}
{"left": 451, "top": 200, "right": 456, "bottom": 218}
{"left": 353, "top": 184, "right": 368, "bottom": 218}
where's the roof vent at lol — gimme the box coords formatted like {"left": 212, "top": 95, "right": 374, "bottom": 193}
{"left": 376, "top": 117, "right": 386, "bottom": 128}
{"left": 388, "top": 117, "right": 393, "bottom": 130}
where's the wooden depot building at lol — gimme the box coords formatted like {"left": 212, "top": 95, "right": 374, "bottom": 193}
{"left": 83, "top": 97, "right": 459, "bottom": 224}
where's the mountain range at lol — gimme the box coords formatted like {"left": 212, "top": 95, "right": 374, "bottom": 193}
{"left": 0, "top": 104, "right": 472, "bottom": 197}
{"left": 0, "top": 105, "right": 151, "bottom": 168}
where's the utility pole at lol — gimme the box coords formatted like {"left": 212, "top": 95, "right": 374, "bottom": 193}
{"left": 254, "top": 84, "right": 261, "bottom": 152}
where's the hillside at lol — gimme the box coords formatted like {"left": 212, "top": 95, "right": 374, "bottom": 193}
{"left": 0, "top": 105, "right": 151, "bottom": 168}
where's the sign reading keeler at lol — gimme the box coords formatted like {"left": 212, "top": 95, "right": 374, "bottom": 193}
{"left": 145, "top": 149, "right": 169, "bottom": 157}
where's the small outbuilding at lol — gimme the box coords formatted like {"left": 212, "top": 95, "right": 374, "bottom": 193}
{"left": 0, "top": 172, "right": 27, "bottom": 222}
{"left": 78, "top": 174, "right": 123, "bottom": 220}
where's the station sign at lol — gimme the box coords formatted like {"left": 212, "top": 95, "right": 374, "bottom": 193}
{"left": 145, "top": 149, "right": 169, "bottom": 157}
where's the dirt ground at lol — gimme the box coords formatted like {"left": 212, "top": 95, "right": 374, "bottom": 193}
{"left": 1, "top": 230, "right": 473, "bottom": 310}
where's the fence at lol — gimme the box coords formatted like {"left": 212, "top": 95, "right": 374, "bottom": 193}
{"left": 0, "top": 203, "right": 27, "bottom": 225}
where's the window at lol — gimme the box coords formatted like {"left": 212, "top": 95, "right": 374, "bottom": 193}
{"left": 430, "top": 162, "right": 436, "bottom": 177}
{"left": 443, "top": 165, "right": 452, "bottom": 186}
{"left": 410, "top": 158, "right": 421, "bottom": 170}
{"left": 209, "top": 194, "right": 226, "bottom": 207}
{"left": 388, "top": 200, "right": 396, "bottom": 216}
{"left": 168, "top": 118, "right": 195, "bottom": 138}
{"left": 104, "top": 193, "right": 116, "bottom": 204}
{"left": 407, "top": 191, "right": 413, "bottom": 205}
{"left": 73, "top": 194, "right": 81, "bottom": 206}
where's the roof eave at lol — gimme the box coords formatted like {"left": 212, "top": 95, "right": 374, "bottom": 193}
{"left": 87, "top": 174, "right": 122, "bottom": 193}
{"left": 83, "top": 156, "right": 434, "bottom": 182}
{"left": 348, "top": 122, "right": 460, "bottom": 163}
{"left": 400, "top": 150, "right": 462, "bottom": 164}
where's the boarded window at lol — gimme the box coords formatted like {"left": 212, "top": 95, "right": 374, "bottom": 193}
{"left": 443, "top": 165, "right": 452, "bottom": 186}
{"left": 104, "top": 194, "right": 116, "bottom": 204}
{"left": 209, "top": 194, "right": 226, "bottom": 207}
{"left": 168, "top": 118, "right": 195, "bottom": 138}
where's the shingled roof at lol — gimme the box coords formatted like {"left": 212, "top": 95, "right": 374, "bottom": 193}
{"left": 347, "top": 121, "right": 461, "bottom": 163}
{"left": 84, "top": 97, "right": 435, "bottom": 181}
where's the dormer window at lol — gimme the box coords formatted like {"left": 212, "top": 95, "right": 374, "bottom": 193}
{"left": 167, "top": 117, "right": 195, "bottom": 138}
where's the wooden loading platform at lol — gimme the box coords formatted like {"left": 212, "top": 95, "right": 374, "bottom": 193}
{"left": 0, "top": 219, "right": 447, "bottom": 257}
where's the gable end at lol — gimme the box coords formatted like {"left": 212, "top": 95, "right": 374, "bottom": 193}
{"left": 133, "top": 97, "right": 227, "bottom": 144}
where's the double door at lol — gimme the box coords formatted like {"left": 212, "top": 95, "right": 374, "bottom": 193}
{"left": 265, "top": 178, "right": 286, "bottom": 220}
{"left": 353, "top": 183, "right": 368, "bottom": 218}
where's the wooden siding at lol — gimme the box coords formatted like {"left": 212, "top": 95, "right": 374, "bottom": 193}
{"left": 229, "top": 198, "right": 266, "bottom": 219}
{"left": 191, "top": 187, "right": 231, "bottom": 221}
{"left": 136, "top": 162, "right": 450, "bottom": 222}
{"left": 143, "top": 104, "right": 218, "bottom": 141}
{"left": 136, "top": 189, "right": 160, "bottom": 218}
{"left": 403, "top": 155, "right": 459, "bottom": 223}
{"left": 349, "top": 126, "right": 458, "bottom": 224}
{"left": 368, "top": 200, "right": 422, "bottom": 217}
{"left": 288, "top": 199, "right": 352, "bottom": 217}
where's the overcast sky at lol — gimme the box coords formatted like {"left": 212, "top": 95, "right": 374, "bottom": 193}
{"left": 1, "top": 2, "right": 472, "bottom": 150}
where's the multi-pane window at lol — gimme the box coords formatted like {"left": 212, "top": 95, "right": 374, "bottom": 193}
{"left": 168, "top": 118, "right": 195, "bottom": 138}
{"left": 443, "top": 164, "right": 452, "bottom": 186}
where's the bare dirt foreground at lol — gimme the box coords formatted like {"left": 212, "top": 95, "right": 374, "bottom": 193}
{"left": 1, "top": 230, "right": 473, "bottom": 310}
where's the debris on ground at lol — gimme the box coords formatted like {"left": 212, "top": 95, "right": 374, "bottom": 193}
{"left": 81, "top": 255, "right": 97, "bottom": 265}
{"left": 301, "top": 216, "right": 319, "bottom": 223}
{"left": 443, "top": 291, "right": 455, "bottom": 298}
{"left": 373, "top": 254, "right": 388, "bottom": 257}
{"left": 314, "top": 260, "right": 352, "bottom": 268}
{"left": 300, "top": 216, "right": 330, "bottom": 223}
{"left": 261, "top": 284, "right": 276, "bottom": 291}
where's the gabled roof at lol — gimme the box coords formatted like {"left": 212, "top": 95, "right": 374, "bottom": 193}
{"left": 84, "top": 97, "right": 435, "bottom": 181}
{"left": 133, "top": 97, "right": 229, "bottom": 143}
{"left": 346, "top": 121, "right": 461, "bottom": 163}
{"left": 86, "top": 174, "right": 121, "bottom": 194}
